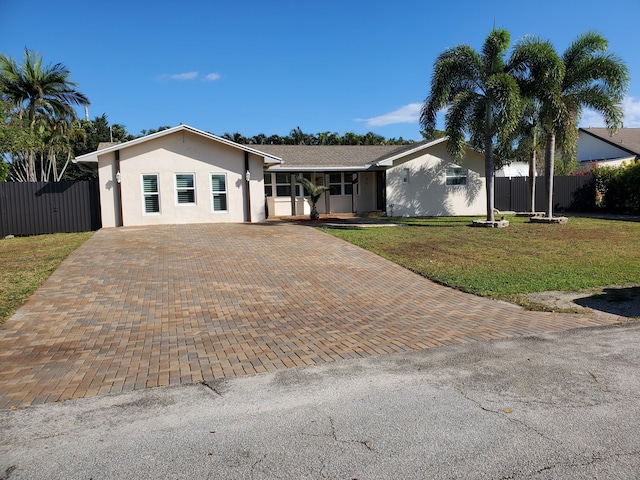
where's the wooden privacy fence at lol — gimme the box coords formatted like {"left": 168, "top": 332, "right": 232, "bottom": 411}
{"left": 0, "top": 180, "right": 101, "bottom": 237}
{"left": 495, "top": 175, "right": 593, "bottom": 212}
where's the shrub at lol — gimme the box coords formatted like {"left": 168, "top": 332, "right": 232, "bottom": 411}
{"left": 593, "top": 161, "right": 640, "bottom": 213}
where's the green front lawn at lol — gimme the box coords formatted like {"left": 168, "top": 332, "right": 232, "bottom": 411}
{"left": 321, "top": 216, "right": 640, "bottom": 306}
{"left": 0, "top": 232, "right": 93, "bottom": 324}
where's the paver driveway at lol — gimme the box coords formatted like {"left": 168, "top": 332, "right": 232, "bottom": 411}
{"left": 0, "top": 223, "right": 622, "bottom": 408}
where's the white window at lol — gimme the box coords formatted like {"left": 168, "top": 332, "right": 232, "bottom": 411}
{"left": 142, "top": 174, "right": 160, "bottom": 214}
{"left": 402, "top": 168, "right": 409, "bottom": 184}
{"left": 175, "top": 173, "right": 196, "bottom": 204}
{"left": 446, "top": 167, "right": 468, "bottom": 186}
{"left": 211, "top": 173, "right": 227, "bottom": 212}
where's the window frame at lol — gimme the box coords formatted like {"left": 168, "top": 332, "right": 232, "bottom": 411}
{"left": 141, "top": 173, "right": 160, "bottom": 215}
{"left": 264, "top": 172, "right": 273, "bottom": 197}
{"left": 175, "top": 173, "right": 196, "bottom": 205}
{"left": 210, "top": 173, "right": 228, "bottom": 213}
{"left": 445, "top": 167, "right": 468, "bottom": 186}
{"left": 268, "top": 172, "right": 311, "bottom": 197}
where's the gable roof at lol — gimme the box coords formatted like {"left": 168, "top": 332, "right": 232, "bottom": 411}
{"left": 372, "top": 137, "right": 449, "bottom": 166}
{"left": 257, "top": 137, "right": 466, "bottom": 171}
{"left": 579, "top": 127, "right": 640, "bottom": 156}
{"left": 255, "top": 144, "right": 403, "bottom": 170}
{"left": 74, "top": 124, "right": 283, "bottom": 166}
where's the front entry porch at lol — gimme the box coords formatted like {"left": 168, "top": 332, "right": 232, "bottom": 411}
{"left": 265, "top": 170, "right": 386, "bottom": 218}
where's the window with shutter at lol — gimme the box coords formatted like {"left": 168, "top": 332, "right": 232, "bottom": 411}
{"left": 142, "top": 174, "right": 160, "bottom": 214}
{"left": 211, "top": 173, "right": 228, "bottom": 212}
{"left": 175, "top": 173, "right": 196, "bottom": 204}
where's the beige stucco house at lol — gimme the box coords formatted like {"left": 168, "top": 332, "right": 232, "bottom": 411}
{"left": 75, "top": 125, "right": 487, "bottom": 227}
{"left": 74, "top": 125, "right": 282, "bottom": 227}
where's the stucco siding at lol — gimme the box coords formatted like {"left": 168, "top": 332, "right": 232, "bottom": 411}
{"left": 97, "top": 153, "right": 120, "bottom": 228}
{"left": 386, "top": 143, "right": 486, "bottom": 217}
{"left": 97, "top": 130, "right": 266, "bottom": 227}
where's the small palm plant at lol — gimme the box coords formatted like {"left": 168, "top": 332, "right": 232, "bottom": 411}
{"left": 296, "top": 176, "right": 329, "bottom": 220}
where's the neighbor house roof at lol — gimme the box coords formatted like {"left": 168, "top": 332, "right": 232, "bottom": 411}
{"left": 74, "top": 124, "right": 283, "bottom": 166}
{"left": 579, "top": 127, "right": 640, "bottom": 156}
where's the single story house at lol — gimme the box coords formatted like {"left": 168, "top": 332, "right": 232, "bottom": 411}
{"left": 577, "top": 127, "right": 640, "bottom": 168}
{"left": 74, "top": 124, "right": 487, "bottom": 227}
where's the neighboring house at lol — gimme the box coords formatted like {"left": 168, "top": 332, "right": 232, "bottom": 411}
{"left": 74, "top": 125, "right": 282, "bottom": 227}
{"left": 495, "top": 161, "right": 531, "bottom": 177}
{"left": 577, "top": 127, "right": 640, "bottom": 168}
{"left": 75, "top": 125, "right": 487, "bottom": 226}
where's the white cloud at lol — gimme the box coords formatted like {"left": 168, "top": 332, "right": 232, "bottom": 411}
{"left": 169, "top": 71, "right": 198, "bottom": 81}
{"left": 359, "top": 96, "right": 640, "bottom": 130}
{"left": 580, "top": 96, "right": 640, "bottom": 128}
{"left": 156, "top": 71, "right": 221, "bottom": 82}
{"left": 356, "top": 103, "right": 422, "bottom": 127}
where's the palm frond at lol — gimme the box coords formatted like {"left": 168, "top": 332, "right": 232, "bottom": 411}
{"left": 295, "top": 176, "right": 329, "bottom": 205}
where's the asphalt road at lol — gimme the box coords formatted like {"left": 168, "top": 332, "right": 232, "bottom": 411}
{"left": 2, "top": 323, "right": 640, "bottom": 479}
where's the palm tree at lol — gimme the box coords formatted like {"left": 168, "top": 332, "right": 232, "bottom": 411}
{"left": 44, "top": 116, "right": 86, "bottom": 181}
{"left": 0, "top": 48, "right": 90, "bottom": 181}
{"left": 421, "top": 29, "right": 522, "bottom": 222}
{"left": 508, "top": 37, "right": 565, "bottom": 212}
{"left": 296, "top": 176, "right": 329, "bottom": 220}
{"left": 289, "top": 126, "right": 308, "bottom": 145}
{"left": 528, "top": 32, "right": 628, "bottom": 218}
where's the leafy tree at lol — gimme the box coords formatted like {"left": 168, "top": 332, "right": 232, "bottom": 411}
{"left": 249, "top": 133, "right": 267, "bottom": 145}
{"left": 65, "top": 114, "right": 133, "bottom": 180}
{"left": 0, "top": 48, "right": 90, "bottom": 181}
{"left": 421, "top": 29, "right": 522, "bottom": 222}
{"left": 221, "top": 131, "right": 246, "bottom": 143}
{"left": 139, "top": 125, "right": 171, "bottom": 137}
{"left": 289, "top": 126, "right": 308, "bottom": 145}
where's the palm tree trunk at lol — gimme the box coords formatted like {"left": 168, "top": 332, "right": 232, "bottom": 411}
{"left": 529, "top": 150, "right": 537, "bottom": 212}
{"left": 27, "top": 150, "right": 36, "bottom": 182}
{"left": 545, "top": 132, "right": 556, "bottom": 218}
{"left": 485, "top": 139, "right": 495, "bottom": 222}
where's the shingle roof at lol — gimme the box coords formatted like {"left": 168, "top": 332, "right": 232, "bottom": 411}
{"left": 254, "top": 144, "right": 410, "bottom": 168}
{"left": 580, "top": 128, "right": 640, "bottom": 156}
{"left": 96, "top": 142, "right": 121, "bottom": 150}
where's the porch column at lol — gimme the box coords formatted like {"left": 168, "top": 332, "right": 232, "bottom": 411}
{"left": 290, "top": 173, "right": 296, "bottom": 216}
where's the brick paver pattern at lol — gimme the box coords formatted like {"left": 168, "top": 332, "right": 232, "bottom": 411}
{"left": 0, "top": 223, "right": 623, "bottom": 408}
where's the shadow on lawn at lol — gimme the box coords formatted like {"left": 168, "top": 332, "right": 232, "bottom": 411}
{"left": 575, "top": 286, "right": 640, "bottom": 318}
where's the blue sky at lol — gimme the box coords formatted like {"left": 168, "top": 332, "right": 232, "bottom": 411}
{"left": 2, "top": 0, "right": 639, "bottom": 141}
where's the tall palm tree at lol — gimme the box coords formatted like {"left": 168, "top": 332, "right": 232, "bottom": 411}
{"left": 508, "top": 37, "right": 564, "bottom": 213}
{"left": 527, "top": 32, "right": 628, "bottom": 218}
{"left": 0, "top": 48, "right": 90, "bottom": 181}
{"left": 421, "top": 29, "right": 522, "bottom": 222}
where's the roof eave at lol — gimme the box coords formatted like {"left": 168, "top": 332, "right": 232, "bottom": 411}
{"left": 266, "top": 165, "right": 376, "bottom": 172}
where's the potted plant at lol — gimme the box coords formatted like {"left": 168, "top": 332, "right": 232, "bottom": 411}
{"left": 295, "top": 176, "right": 329, "bottom": 220}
